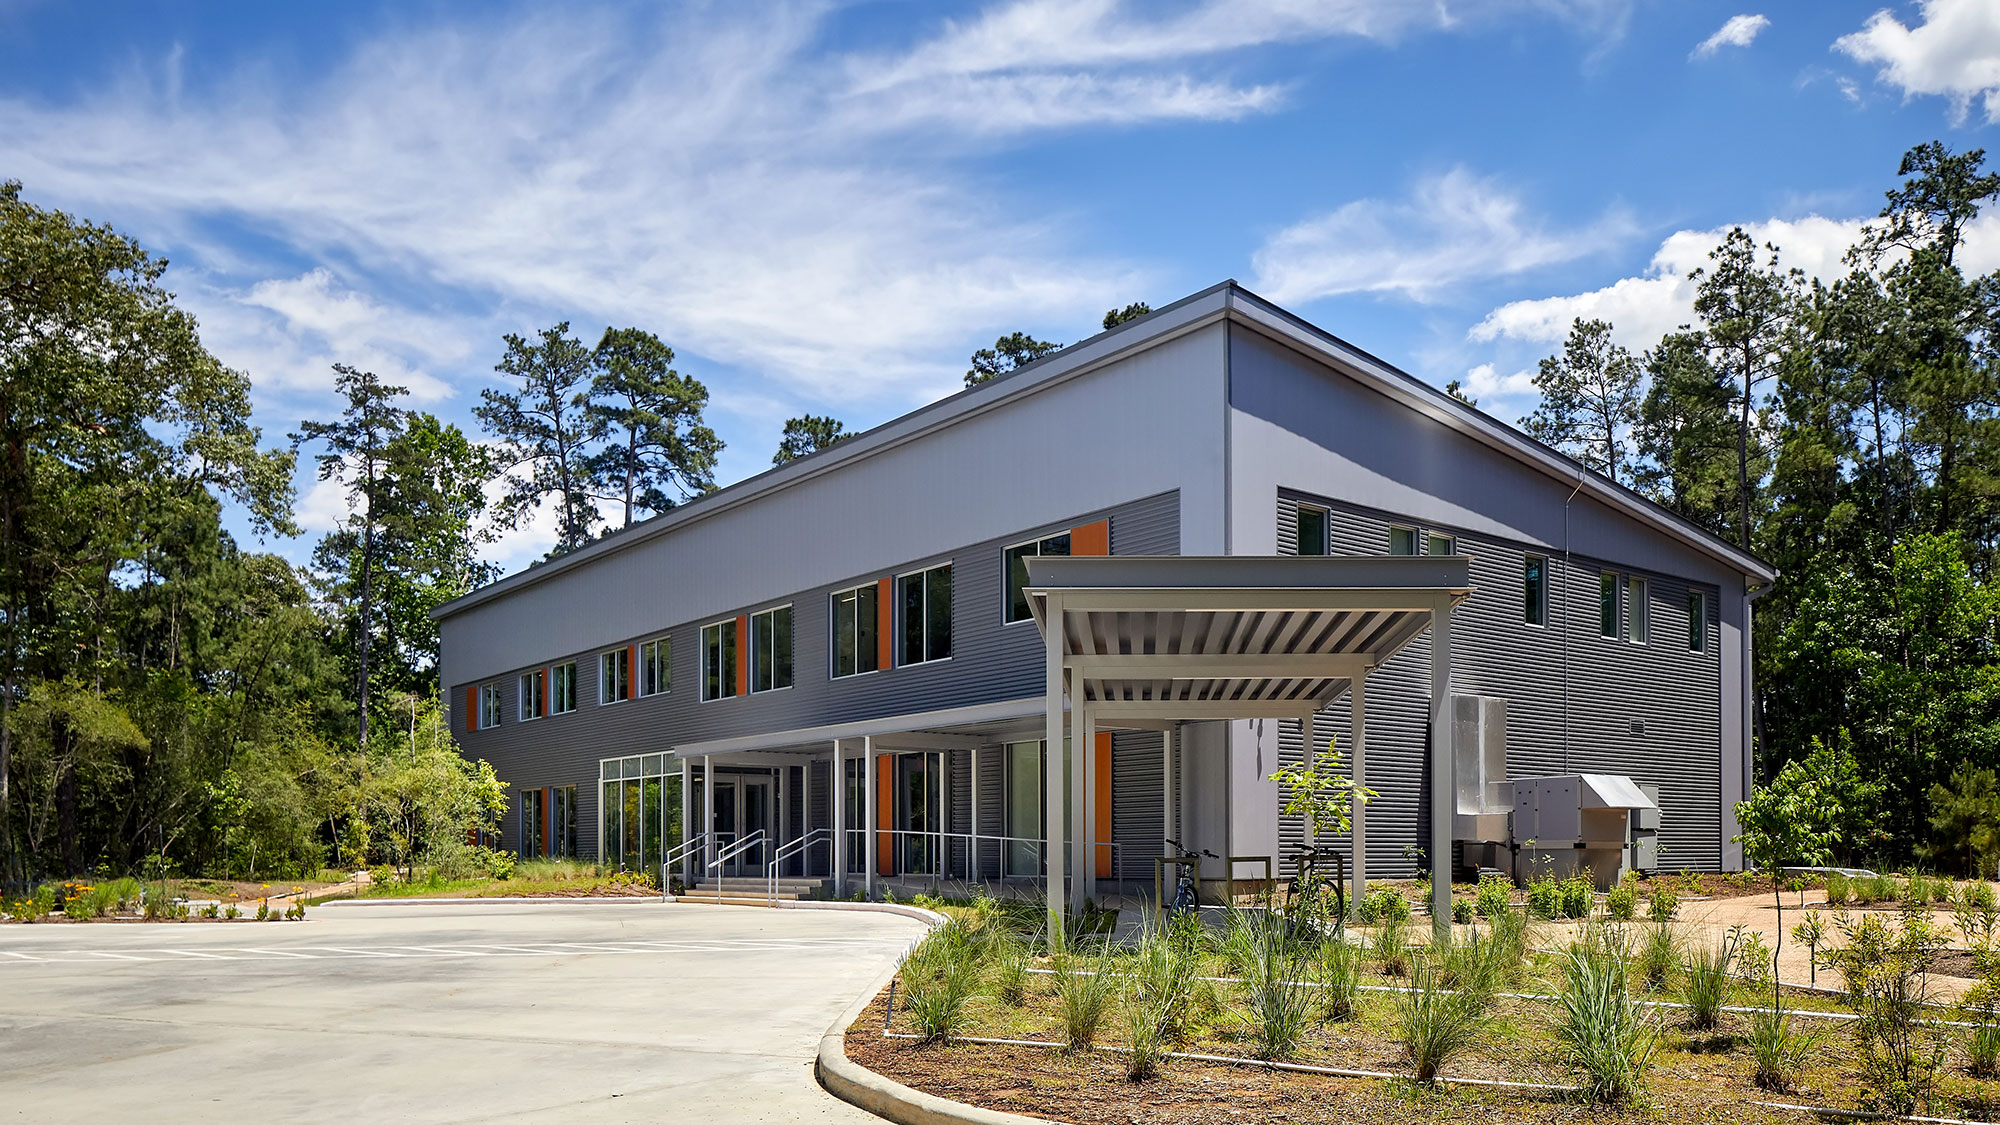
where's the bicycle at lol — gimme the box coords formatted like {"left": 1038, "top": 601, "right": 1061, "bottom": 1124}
{"left": 1164, "top": 837, "right": 1218, "bottom": 918}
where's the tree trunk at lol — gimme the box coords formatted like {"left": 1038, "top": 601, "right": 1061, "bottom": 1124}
{"left": 53, "top": 715, "right": 79, "bottom": 877}
{"left": 358, "top": 501, "right": 374, "bottom": 756}
{"left": 1738, "top": 359, "right": 1752, "bottom": 550}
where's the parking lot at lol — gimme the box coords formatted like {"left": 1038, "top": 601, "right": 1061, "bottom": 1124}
{"left": 0, "top": 900, "right": 925, "bottom": 1123}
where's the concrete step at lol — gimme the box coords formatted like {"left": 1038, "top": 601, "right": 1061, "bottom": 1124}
{"left": 681, "top": 894, "right": 792, "bottom": 907}
{"left": 693, "top": 877, "right": 825, "bottom": 893}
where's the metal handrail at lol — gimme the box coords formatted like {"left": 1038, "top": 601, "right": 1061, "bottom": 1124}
{"left": 659, "top": 833, "right": 708, "bottom": 902}
{"left": 707, "top": 830, "right": 768, "bottom": 904}
{"left": 870, "top": 827, "right": 1122, "bottom": 889}
{"left": 768, "top": 828, "right": 831, "bottom": 905}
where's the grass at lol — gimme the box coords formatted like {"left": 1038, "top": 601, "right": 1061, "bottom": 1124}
{"left": 1053, "top": 943, "right": 1119, "bottom": 1051}
{"left": 1681, "top": 933, "right": 1736, "bottom": 1031}
{"left": 901, "top": 921, "right": 984, "bottom": 1043}
{"left": 1553, "top": 939, "right": 1658, "bottom": 1103}
{"left": 1237, "top": 913, "right": 1316, "bottom": 1060}
{"left": 1316, "top": 937, "right": 1362, "bottom": 1022}
{"left": 1746, "top": 1005, "right": 1828, "bottom": 1093}
{"left": 1395, "top": 951, "right": 1489, "bottom": 1083}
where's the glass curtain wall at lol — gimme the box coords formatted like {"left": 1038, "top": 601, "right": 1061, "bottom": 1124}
{"left": 600, "top": 754, "right": 683, "bottom": 882}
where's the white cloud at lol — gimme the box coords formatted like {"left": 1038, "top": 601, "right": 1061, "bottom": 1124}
{"left": 1250, "top": 167, "right": 1636, "bottom": 304}
{"left": 1462, "top": 362, "right": 1537, "bottom": 400}
{"left": 1692, "top": 14, "right": 1769, "bottom": 59}
{"left": 1835, "top": 0, "right": 2000, "bottom": 124}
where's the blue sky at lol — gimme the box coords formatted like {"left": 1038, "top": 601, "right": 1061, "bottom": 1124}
{"left": 4, "top": 0, "right": 1998, "bottom": 573}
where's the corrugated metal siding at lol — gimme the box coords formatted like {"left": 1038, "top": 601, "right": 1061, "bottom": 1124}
{"left": 458, "top": 490, "right": 1179, "bottom": 858}
{"left": 1111, "top": 730, "right": 1164, "bottom": 881}
{"left": 1275, "top": 490, "right": 1724, "bottom": 876}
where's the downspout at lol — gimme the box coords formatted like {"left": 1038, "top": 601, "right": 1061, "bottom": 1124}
{"left": 1742, "top": 577, "right": 1776, "bottom": 795}
{"left": 1561, "top": 471, "right": 1584, "bottom": 775}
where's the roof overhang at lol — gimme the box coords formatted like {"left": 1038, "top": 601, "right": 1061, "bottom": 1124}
{"left": 1026, "top": 554, "right": 1472, "bottom": 726}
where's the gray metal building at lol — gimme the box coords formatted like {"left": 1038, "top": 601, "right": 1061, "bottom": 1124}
{"left": 434, "top": 281, "right": 1774, "bottom": 896}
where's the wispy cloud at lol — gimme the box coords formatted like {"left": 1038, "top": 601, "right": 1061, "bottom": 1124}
{"left": 1692, "top": 14, "right": 1769, "bottom": 59}
{"left": 1834, "top": 0, "right": 2000, "bottom": 124}
{"left": 1250, "top": 168, "right": 1635, "bottom": 305}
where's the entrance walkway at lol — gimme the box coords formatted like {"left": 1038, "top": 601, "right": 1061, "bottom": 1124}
{"left": 0, "top": 899, "right": 925, "bottom": 1122}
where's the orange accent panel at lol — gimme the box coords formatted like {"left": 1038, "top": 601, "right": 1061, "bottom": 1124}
{"left": 465, "top": 686, "right": 478, "bottom": 731}
{"left": 1070, "top": 519, "right": 1109, "bottom": 557}
{"left": 541, "top": 787, "right": 552, "bottom": 858}
{"left": 1093, "top": 733, "right": 1113, "bottom": 878}
{"left": 627, "top": 645, "right": 637, "bottom": 699}
{"left": 876, "top": 755, "right": 896, "bottom": 875}
{"left": 876, "top": 577, "right": 894, "bottom": 670}
{"left": 735, "top": 616, "right": 750, "bottom": 695}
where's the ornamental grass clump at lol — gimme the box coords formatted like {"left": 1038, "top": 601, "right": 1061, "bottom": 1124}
{"left": 1315, "top": 937, "right": 1362, "bottom": 1022}
{"left": 1371, "top": 913, "right": 1412, "bottom": 977}
{"left": 1680, "top": 932, "right": 1737, "bottom": 1031}
{"left": 1552, "top": 940, "right": 1658, "bottom": 1104}
{"left": 1747, "top": 1005, "right": 1829, "bottom": 1093}
{"left": 1239, "top": 912, "right": 1316, "bottom": 1060}
{"left": 1128, "top": 921, "right": 1204, "bottom": 1048}
{"left": 989, "top": 929, "right": 1032, "bottom": 1007}
{"left": 1053, "top": 943, "right": 1119, "bottom": 1052}
{"left": 1636, "top": 918, "right": 1680, "bottom": 992}
{"left": 1396, "top": 950, "right": 1489, "bottom": 1083}
{"left": 900, "top": 920, "right": 984, "bottom": 1044}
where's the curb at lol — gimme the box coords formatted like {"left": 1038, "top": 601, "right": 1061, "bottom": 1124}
{"left": 812, "top": 904, "right": 1051, "bottom": 1125}
{"left": 316, "top": 896, "right": 668, "bottom": 907}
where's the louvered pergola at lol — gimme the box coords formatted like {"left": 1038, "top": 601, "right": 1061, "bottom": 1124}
{"left": 1023, "top": 554, "right": 1474, "bottom": 935}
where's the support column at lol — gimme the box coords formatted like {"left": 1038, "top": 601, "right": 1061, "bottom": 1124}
{"left": 1161, "top": 725, "right": 1176, "bottom": 853}
{"left": 1350, "top": 672, "right": 1368, "bottom": 906}
{"left": 864, "top": 736, "right": 878, "bottom": 901}
{"left": 832, "top": 740, "right": 846, "bottom": 896}
{"left": 970, "top": 746, "right": 980, "bottom": 886}
{"left": 681, "top": 757, "right": 693, "bottom": 886}
{"left": 1430, "top": 598, "right": 1454, "bottom": 939}
{"left": 1078, "top": 707, "right": 1096, "bottom": 908}
{"left": 1044, "top": 594, "right": 1067, "bottom": 937}
{"left": 703, "top": 754, "right": 715, "bottom": 875}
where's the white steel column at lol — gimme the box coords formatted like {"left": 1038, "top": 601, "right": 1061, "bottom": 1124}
{"left": 831, "top": 740, "right": 846, "bottom": 896}
{"left": 1079, "top": 706, "right": 1097, "bottom": 906}
{"left": 1350, "top": 672, "right": 1368, "bottom": 906}
{"left": 1161, "top": 726, "right": 1176, "bottom": 850}
{"left": 1429, "top": 598, "right": 1454, "bottom": 938}
{"left": 970, "top": 746, "right": 980, "bottom": 886}
{"left": 703, "top": 754, "right": 715, "bottom": 873}
{"left": 1044, "top": 593, "right": 1067, "bottom": 936}
{"left": 863, "top": 736, "right": 878, "bottom": 900}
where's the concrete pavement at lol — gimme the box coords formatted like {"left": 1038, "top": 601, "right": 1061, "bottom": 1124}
{"left": 0, "top": 899, "right": 926, "bottom": 1123}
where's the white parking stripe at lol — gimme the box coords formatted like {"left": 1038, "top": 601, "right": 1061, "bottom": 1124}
{"left": 0, "top": 931, "right": 917, "bottom": 968}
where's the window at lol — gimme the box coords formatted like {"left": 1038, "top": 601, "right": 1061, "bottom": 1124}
{"left": 1003, "top": 741, "right": 1045, "bottom": 877}
{"left": 1426, "top": 533, "right": 1455, "bottom": 556}
{"left": 1688, "top": 591, "right": 1706, "bottom": 652}
{"left": 1523, "top": 555, "right": 1547, "bottom": 627}
{"left": 639, "top": 637, "right": 670, "bottom": 696}
{"left": 599, "top": 756, "right": 681, "bottom": 877}
{"left": 1295, "top": 505, "right": 1329, "bottom": 556}
{"left": 831, "top": 584, "right": 879, "bottom": 678}
{"left": 551, "top": 786, "right": 577, "bottom": 859}
{"left": 599, "top": 648, "right": 630, "bottom": 705}
{"left": 750, "top": 605, "right": 793, "bottom": 692}
{"left": 518, "top": 669, "right": 546, "bottom": 721}
{"left": 899, "top": 563, "right": 953, "bottom": 665}
{"left": 479, "top": 683, "right": 502, "bottom": 728}
{"left": 1004, "top": 533, "right": 1070, "bottom": 623}
{"left": 518, "top": 788, "right": 544, "bottom": 857}
{"left": 1598, "top": 573, "right": 1618, "bottom": 637}
{"left": 701, "top": 621, "right": 737, "bottom": 700}
{"left": 1626, "top": 578, "right": 1648, "bottom": 644}
{"left": 550, "top": 662, "right": 577, "bottom": 713}
{"left": 1389, "top": 526, "right": 1417, "bottom": 556}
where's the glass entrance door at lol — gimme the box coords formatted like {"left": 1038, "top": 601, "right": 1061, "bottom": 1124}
{"left": 712, "top": 780, "right": 737, "bottom": 872}
{"left": 741, "top": 777, "right": 772, "bottom": 872}
{"left": 897, "top": 753, "right": 941, "bottom": 876}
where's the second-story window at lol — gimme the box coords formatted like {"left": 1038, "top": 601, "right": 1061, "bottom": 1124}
{"left": 1004, "top": 534, "right": 1070, "bottom": 623}
{"left": 551, "top": 662, "right": 577, "bottom": 713}
{"left": 599, "top": 648, "right": 630, "bottom": 704}
{"left": 1688, "top": 591, "right": 1707, "bottom": 653}
{"left": 479, "top": 683, "right": 502, "bottom": 728}
{"left": 518, "top": 669, "right": 546, "bottom": 721}
{"left": 900, "top": 563, "right": 953, "bottom": 665}
{"left": 1599, "top": 573, "right": 1619, "bottom": 637}
{"left": 1625, "top": 577, "right": 1648, "bottom": 645}
{"left": 639, "top": 637, "right": 671, "bottom": 696}
{"left": 1524, "top": 555, "right": 1546, "bottom": 627}
{"left": 1389, "top": 526, "right": 1416, "bottom": 555}
{"left": 832, "top": 584, "right": 879, "bottom": 678}
{"left": 1295, "top": 505, "right": 1329, "bottom": 556}
{"left": 702, "top": 621, "right": 737, "bottom": 700}
{"left": 751, "top": 605, "right": 793, "bottom": 692}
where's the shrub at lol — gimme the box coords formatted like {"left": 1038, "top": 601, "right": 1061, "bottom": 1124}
{"left": 1475, "top": 874, "right": 1511, "bottom": 921}
{"left": 901, "top": 922, "right": 983, "bottom": 1044}
{"left": 1605, "top": 878, "right": 1638, "bottom": 922}
{"left": 223, "top": 904, "right": 240, "bottom": 920}
{"left": 1738, "top": 929, "right": 1774, "bottom": 991}
{"left": 1525, "top": 873, "right": 1563, "bottom": 920}
{"left": 1451, "top": 897, "right": 1475, "bottom": 925}
{"left": 200, "top": 903, "right": 219, "bottom": 919}
{"left": 1239, "top": 914, "right": 1316, "bottom": 1060}
{"left": 1552, "top": 942, "right": 1658, "bottom": 1103}
{"left": 1680, "top": 933, "right": 1736, "bottom": 1031}
{"left": 1792, "top": 910, "right": 1828, "bottom": 987}
{"left": 1635, "top": 919, "right": 1679, "bottom": 992}
{"left": 1647, "top": 885, "right": 1679, "bottom": 921}
{"left": 1354, "top": 886, "right": 1411, "bottom": 925}
{"left": 1316, "top": 938, "right": 1361, "bottom": 1022}
{"left": 1825, "top": 872, "right": 1852, "bottom": 906}
{"left": 1053, "top": 945, "right": 1118, "bottom": 1051}
{"left": 1971, "top": 1020, "right": 2000, "bottom": 1079}
{"left": 1559, "top": 874, "right": 1594, "bottom": 920}
{"left": 1371, "top": 914, "right": 1412, "bottom": 977}
{"left": 1396, "top": 952, "right": 1488, "bottom": 1083}
{"left": 1826, "top": 911, "right": 1948, "bottom": 1114}
{"left": 255, "top": 901, "right": 269, "bottom": 922}
{"left": 1748, "top": 1006, "right": 1828, "bottom": 1092}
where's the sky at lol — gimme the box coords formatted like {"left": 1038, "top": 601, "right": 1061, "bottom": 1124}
{"left": 5, "top": 0, "right": 2000, "bottom": 575}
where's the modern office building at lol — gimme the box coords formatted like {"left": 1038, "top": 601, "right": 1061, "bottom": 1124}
{"left": 435, "top": 281, "right": 1773, "bottom": 901}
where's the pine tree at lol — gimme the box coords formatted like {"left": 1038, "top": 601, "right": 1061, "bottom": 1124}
{"left": 1522, "top": 318, "right": 1641, "bottom": 484}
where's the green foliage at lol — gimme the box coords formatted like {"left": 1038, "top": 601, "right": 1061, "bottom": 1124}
{"left": 771, "top": 414, "right": 848, "bottom": 465}
{"left": 1370, "top": 913, "right": 1412, "bottom": 977}
{"left": 1793, "top": 910, "right": 1828, "bottom": 986}
{"left": 1052, "top": 944, "right": 1118, "bottom": 1051}
{"left": 1353, "top": 885, "right": 1410, "bottom": 925}
{"left": 965, "top": 331, "right": 1063, "bottom": 386}
{"left": 1604, "top": 877, "right": 1638, "bottom": 921}
{"left": 1825, "top": 871, "right": 1851, "bottom": 905}
{"left": 1236, "top": 912, "right": 1315, "bottom": 1060}
{"left": 1525, "top": 872, "right": 1564, "bottom": 920}
{"left": 1925, "top": 762, "right": 2000, "bottom": 878}
{"left": 1475, "top": 873, "right": 1511, "bottom": 920}
{"left": 1268, "top": 742, "right": 1375, "bottom": 841}
{"left": 1450, "top": 896, "right": 1474, "bottom": 925}
{"left": 1102, "top": 302, "right": 1152, "bottom": 330}
{"left": 1558, "top": 874, "right": 1594, "bottom": 919}
{"left": 1748, "top": 1006, "right": 1829, "bottom": 1093}
{"left": 1680, "top": 932, "right": 1736, "bottom": 1031}
{"left": 474, "top": 322, "right": 601, "bottom": 555}
{"left": 1826, "top": 910, "right": 1949, "bottom": 1114}
{"left": 1522, "top": 318, "right": 1644, "bottom": 485}
{"left": 1552, "top": 941, "right": 1659, "bottom": 1103}
{"left": 1635, "top": 919, "right": 1680, "bottom": 992}
{"left": 1314, "top": 938, "right": 1361, "bottom": 1022}
{"left": 900, "top": 921, "right": 983, "bottom": 1044}
{"left": 1395, "top": 951, "right": 1488, "bottom": 1083}
{"left": 586, "top": 327, "right": 719, "bottom": 524}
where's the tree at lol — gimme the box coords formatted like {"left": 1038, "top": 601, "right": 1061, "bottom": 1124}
{"left": 0, "top": 181, "right": 293, "bottom": 886}
{"left": 1635, "top": 332, "right": 1738, "bottom": 531}
{"left": 1735, "top": 748, "right": 1846, "bottom": 1008}
{"left": 1923, "top": 762, "right": 2000, "bottom": 878}
{"left": 1522, "top": 318, "right": 1642, "bottom": 484}
{"left": 1692, "top": 228, "right": 1803, "bottom": 550}
{"left": 1443, "top": 379, "right": 1477, "bottom": 407}
{"left": 475, "top": 323, "right": 600, "bottom": 556}
{"left": 1103, "top": 302, "right": 1152, "bottom": 330}
{"left": 293, "top": 365, "right": 408, "bottom": 754}
{"left": 1269, "top": 739, "right": 1376, "bottom": 843}
{"left": 772, "top": 415, "right": 850, "bottom": 465}
{"left": 370, "top": 414, "right": 498, "bottom": 696}
{"left": 966, "top": 331, "right": 1063, "bottom": 386}
{"left": 585, "top": 328, "right": 721, "bottom": 528}
{"left": 1864, "top": 141, "right": 2000, "bottom": 271}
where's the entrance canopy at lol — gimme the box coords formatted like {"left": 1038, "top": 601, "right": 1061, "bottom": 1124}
{"left": 1023, "top": 554, "right": 1474, "bottom": 931}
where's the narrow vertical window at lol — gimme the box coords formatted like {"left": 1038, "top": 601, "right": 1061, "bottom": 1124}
{"left": 599, "top": 649, "right": 630, "bottom": 704}
{"left": 639, "top": 638, "right": 671, "bottom": 696}
{"left": 1389, "top": 526, "right": 1416, "bottom": 556}
{"left": 899, "top": 563, "right": 953, "bottom": 665}
{"left": 1426, "top": 532, "right": 1455, "bottom": 556}
{"left": 701, "top": 621, "right": 737, "bottom": 700}
{"left": 1599, "top": 573, "right": 1618, "bottom": 637}
{"left": 1688, "top": 590, "right": 1706, "bottom": 652}
{"left": 750, "top": 605, "right": 793, "bottom": 692}
{"left": 1004, "top": 533, "right": 1070, "bottom": 623}
{"left": 1524, "top": 555, "right": 1546, "bottom": 627}
{"left": 832, "top": 584, "right": 879, "bottom": 678}
{"left": 518, "top": 669, "right": 546, "bottom": 720}
{"left": 551, "top": 662, "right": 577, "bottom": 713}
{"left": 479, "top": 683, "right": 502, "bottom": 727}
{"left": 1295, "top": 505, "right": 1329, "bottom": 556}
{"left": 1626, "top": 578, "right": 1648, "bottom": 644}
